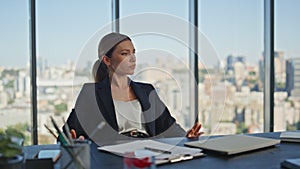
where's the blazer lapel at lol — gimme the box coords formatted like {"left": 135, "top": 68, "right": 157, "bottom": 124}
{"left": 95, "top": 78, "right": 118, "bottom": 131}
{"left": 130, "top": 81, "right": 151, "bottom": 112}
{"left": 130, "top": 81, "right": 156, "bottom": 136}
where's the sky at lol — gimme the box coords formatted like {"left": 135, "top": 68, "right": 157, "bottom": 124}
{"left": 0, "top": 0, "right": 300, "bottom": 68}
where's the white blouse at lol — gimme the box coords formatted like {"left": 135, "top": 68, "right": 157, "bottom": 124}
{"left": 113, "top": 99, "right": 148, "bottom": 135}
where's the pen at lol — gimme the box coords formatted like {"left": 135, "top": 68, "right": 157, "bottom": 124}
{"left": 144, "top": 147, "right": 172, "bottom": 154}
{"left": 48, "top": 117, "right": 85, "bottom": 168}
{"left": 44, "top": 124, "right": 58, "bottom": 139}
{"left": 50, "top": 116, "right": 70, "bottom": 145}
{"left": 62, "top": 117, "right": 73, "bottom": 145}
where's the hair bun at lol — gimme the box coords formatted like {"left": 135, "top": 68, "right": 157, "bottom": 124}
{"left": 98, "top": 32, "right": 129, "bottom": 59}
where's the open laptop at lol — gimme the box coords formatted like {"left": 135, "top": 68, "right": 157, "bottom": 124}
{"left": 184, "top": 134, "right": 280, "bottom": 155}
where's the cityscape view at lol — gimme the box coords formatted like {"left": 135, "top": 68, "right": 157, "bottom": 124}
{"left": 1, "top": 50, "right": 300, "bottom": 144}
{"left": 1, "top": 0, "right": 299, "bottom": 145}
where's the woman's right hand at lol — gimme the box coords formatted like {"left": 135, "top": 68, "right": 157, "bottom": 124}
{"left": 70, "top": 129, "right": 85, "bottom": 140}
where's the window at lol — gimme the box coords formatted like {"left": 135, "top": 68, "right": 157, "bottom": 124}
{"left": 274, "top": 0, "right": 300, "bottom": 131}
{"left": 2, "top": 0, "right": 296, "bottom": 145}
{"left": 0, "top": 1, "right": 31, "bottom": 145}
{"left": 120, "top": 0, "right": 193, "bottom": 130}
{"left": 198, "top": 0, "right": 264, "bottom": 135}
{"left": 36, "top": 0, "right": 111, "bottom": 144}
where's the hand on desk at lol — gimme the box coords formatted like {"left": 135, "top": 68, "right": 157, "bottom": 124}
{"left": 186, "top": 123, "right": 204, "bottom": 139}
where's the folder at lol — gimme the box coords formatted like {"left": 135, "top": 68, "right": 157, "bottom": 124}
{"left": 184, "top": 134, "right": 280, "bottom": 155}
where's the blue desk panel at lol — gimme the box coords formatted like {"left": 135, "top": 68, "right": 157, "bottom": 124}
{"left": 23, "top": 132, "right": 300, "bottom": 169}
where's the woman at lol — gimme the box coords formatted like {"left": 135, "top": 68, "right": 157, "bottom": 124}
{"left": 65, "top": 32, "right": 203, "bottom": 141}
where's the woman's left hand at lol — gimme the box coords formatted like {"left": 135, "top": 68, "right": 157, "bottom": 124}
{"left": 186, "top": 123, "right": 204, "bottom": 139}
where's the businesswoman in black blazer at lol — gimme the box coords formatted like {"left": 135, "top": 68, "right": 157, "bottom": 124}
{"left": 65, "top": 32, "right": 203, "bottom": 143}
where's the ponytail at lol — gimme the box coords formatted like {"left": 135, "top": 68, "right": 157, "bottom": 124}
{"left": 92, "top": 60, "right": 108, "bottom": 82}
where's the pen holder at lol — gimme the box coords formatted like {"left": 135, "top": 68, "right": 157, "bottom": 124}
{"left": 60, "top": 140, "right": 91, "bottom": 169}
{"left": 123, "top": 152, "right": 156, "bottom": 169}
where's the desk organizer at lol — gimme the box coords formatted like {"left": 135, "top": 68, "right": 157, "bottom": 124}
{"left": 25, "top": 158, "right": 54, "bottom": 169}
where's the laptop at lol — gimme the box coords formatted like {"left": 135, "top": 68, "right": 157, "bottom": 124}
{"left": 184, "top": 134, "right": 280, "bottom": 155}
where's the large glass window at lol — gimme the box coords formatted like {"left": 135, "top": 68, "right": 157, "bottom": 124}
{"left": 0, "top": 1, "right": 31, "bottom": 145}
{"left": 198, "top": 0, "right": 264, "bottom": 135}
{"left": 3, "top": 0, "right": 297, "bottom": 144}
{"left": 36, "top": 0, "right": 111, "bottom": 144}
{"left": 120, "top": 0, "right": 192, "bottom": 130}
{"left": 274, "top": 0, "right": 300, "bottom": 131}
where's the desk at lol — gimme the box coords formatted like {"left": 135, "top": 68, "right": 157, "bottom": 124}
{"left": 23, "top": 132, "right": 300, "bottom": 169}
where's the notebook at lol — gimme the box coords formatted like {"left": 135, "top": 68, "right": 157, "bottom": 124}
{"left": 280, "top": 132, "right": 300, "bottom": 143}
{"left": 184, "top": 134, "right": 280, "bottom": 155}
{"left": 37, "top": 149, "right": 61, "bottom": 162}
{"left": 281, "top": 158, "right": 300, "bottom": 169}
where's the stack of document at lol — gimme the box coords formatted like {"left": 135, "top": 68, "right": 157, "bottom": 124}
{"left": 280, "top": 131, "right": 300, "bottom": 143}
{"left": 98, "top": 140, "right": 204, "bottom": 165}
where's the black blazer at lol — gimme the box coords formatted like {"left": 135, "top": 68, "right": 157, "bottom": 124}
{"left": 65, "top": 77, "right": 186, "bottom": 142}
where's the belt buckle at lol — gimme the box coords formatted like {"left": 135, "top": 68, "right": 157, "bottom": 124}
{"left": 130, "top": 130, "right": 138, "bottom": 137}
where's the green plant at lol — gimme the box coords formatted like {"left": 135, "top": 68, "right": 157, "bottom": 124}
{"left": 236, "top": 122, "right": 248, "bottom": 134}
{"left": 54, "top": 103, "right": 68, "bottom": 115}
{"left": 0, "top": 128, "right": 24, "bottom": 159}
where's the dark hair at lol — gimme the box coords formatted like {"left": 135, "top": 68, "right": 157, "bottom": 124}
{"left": 94, "top": 37, "right": 131, "bottom": 82}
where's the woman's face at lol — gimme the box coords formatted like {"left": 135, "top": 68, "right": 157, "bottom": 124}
{"left": 107, "top": 40, "right": 136, "bottom": 76}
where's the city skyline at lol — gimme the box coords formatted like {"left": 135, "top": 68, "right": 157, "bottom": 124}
{"left": 1, "top": 49, "right": 300, "bottom": 144}
{"left": 1, "top": 0, "right": 300, "bottom": 67}
{"left": 1, "top": 0, "right": 300, "bottom": 144}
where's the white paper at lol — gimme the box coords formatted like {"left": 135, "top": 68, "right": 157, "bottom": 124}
{"left": 98, "top": 140, "right": 202, "bottom": 161}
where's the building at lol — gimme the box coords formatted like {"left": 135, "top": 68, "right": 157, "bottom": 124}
{"left": 291, "top": 58, "right": 300, "bottom": 97}
{"left": 286, "top": 59, "right": 294, "bottom": 96}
